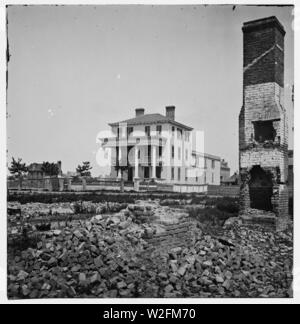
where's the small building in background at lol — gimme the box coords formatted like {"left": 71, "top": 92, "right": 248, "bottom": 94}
{"left": 220, "top": 159, "right": 231, "bottom": 183}
{"left": 27, "top": 161, "right": 62, "bottom": 179}
{"left": 222, "top": 172, "right": 240, "bottom": 186}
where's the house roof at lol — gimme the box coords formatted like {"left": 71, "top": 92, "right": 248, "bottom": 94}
{"left": 28, "top": 162, "right": 62, "bottom": 172}
{"left": 109, "top": 113, "right": 193, "bottom": 131}
{"left": 192, "top": 150, "right": 221, "bottom": 161}
{"left": 223, "top": 173, "right": 239, "bottom": 183}
{"left": 28, "top": 163, "right": 43, "bottom": 172}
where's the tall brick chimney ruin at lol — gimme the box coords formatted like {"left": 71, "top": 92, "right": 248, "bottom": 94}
{"left": 239, "top": 16, "right": 289, "bottom": 230}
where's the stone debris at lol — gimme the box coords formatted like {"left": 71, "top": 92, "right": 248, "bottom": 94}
{"left": 7, "top": 200, "right": 293, "bottom": 299}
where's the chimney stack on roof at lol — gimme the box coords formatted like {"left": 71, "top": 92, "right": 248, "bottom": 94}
{"left": 166, "top": 106, "right": 175, "bottom": 120}
{"left": 135, "top": 108, "right": 145, "bottom": 117}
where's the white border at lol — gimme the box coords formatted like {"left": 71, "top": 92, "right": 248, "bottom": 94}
{"left": 0, "top": 0, "right": 298, "bottom": 305}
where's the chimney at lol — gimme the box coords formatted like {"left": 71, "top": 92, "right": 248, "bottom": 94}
{"left": 242, "top": 16, "right": 285, "bottom": 88}
{"left": 135, "top": 108, "right": 145, "bottom": 117}
{"left": 166, "top": 106, "right": 175, "bottom": 120}
{"left": 57, "top": 161, "right": 62, "bottom": 174}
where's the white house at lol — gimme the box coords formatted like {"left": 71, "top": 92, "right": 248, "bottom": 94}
{"left": 100, "top": 106, "right": 221, "bottom": 186}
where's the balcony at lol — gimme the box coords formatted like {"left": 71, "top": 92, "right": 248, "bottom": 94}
{"left": 100, "top": 133, "right": 167, "bottom": 148}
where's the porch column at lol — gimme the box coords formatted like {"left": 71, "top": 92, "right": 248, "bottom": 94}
{"left": 117, "top": 146, "right": 122, "bottom": 178}
{"left": 134, "top": 146, "right": 139, "bottom": 179}
{"left": 152, "top": 145, "right": 156, "bottom": 179}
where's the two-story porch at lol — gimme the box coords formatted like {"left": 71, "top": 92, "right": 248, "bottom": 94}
{"left": 101, "top": 133, "right": 167, "bottom": 181}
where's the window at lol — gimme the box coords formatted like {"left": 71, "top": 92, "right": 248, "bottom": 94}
{"left": 127, "top": 127, "right": 133, "bottom": 137}
{"left": 117, "top": 127, "right": 120, "bottom": 139}
{"left": 178, "top": 147, "right": 181, "bottom": 160}
{"left": 204, "top": 158, "right": 207, "bottom": 169}
{"left": 212, "top": 160, "right": 215, "bottom": 169}
{"left": 171, "top": 167, "right": 174, "bottom": 180}
{"left": 185, "top": 132, "right": 190, "bottom": 142}
{"left": 156, "top": 125, "right": 162, "bottom": 135}
{"left": 185, "top": 149, "right": 188, "bottom": 160}
{"left": 204, "top": 172, "right": 206, "bottom": 184}
{"left": 177, "top": 128, "right": 182, "bottom": 139}
{"left": 171, "top": 145, "right": 175, "bottom": 159}
{"left": 196, "top": 176, "right": 198, "bottom": 182}
{"left": 159, "top": 138, "right": 163, "bottom": 158}
{"left": 212, "top": 173, "right": 214, "bottom": 184}
{"left": 138, "top": 149, "right": 140, "bottom": 159}
{"left": 172, "top": 126, "right": 175, "bottom": 136}
{"left": 145, "top": 126, "right": 150, "bottom": 137}
{"left": 178, "top": 167, "right": 181, "bottom": 181}
{"left": 185, "top": 168, "right": 188, "bottom": 182}
{"left": 148, "top": 145, "right": 151, "bottom": 164}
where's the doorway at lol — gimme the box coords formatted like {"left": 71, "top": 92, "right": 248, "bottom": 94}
{"left": 128, "top": 167, "right": 133, "bottom": 181}
{"left": 144, "top": 167, "right": 150, "bottom": 179}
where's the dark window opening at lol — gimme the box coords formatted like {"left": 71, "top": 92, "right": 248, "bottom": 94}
{"left": 253, "top": 121, "right": 276, "bottom": 143}
{"left": 171, "top": 167, "right": 174, "bottom": 180}
{"left": 116, "top": 146, "right": 119, "bottom": 165}
{"left": 128, "top": 167, "right": 133, "bottom": 181}
{"left": 145, "top": 126, "right": 150, "bottom": 137}
{"left": 156, "top": 167, "right": 162, "bottom": 179}
{"left": 159, "top": 146, "right": 162, "bottom": 158}
{"left": 127, "top": 127, "right": 133, "bottom": 137}
{"left": 144, "top": 167, "right": 150, "bottom": 179}
{"left": 249, "top": 166, "right": 273, "bottom": 211}
{"left": 156, "top": 125, "right": 162, "bottom": 135}
{"left": 148, "top": 145, "right": 151, "bottom": 165}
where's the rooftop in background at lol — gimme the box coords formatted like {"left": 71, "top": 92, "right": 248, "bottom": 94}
{"left": 222, "top": 173, "right": 239, "bottom": 184}
{"left": 221, "top": 159, "right": 230, "bottom": 170}
{"left": 109, "top": 106, "right": 193, "bottom": 131}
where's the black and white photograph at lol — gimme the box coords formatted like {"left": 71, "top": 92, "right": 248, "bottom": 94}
{"left": 1, "top": 1, "right": 297, "bottom": 304}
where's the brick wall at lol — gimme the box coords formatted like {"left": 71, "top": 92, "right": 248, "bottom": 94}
{"left": 145, "top": 216, "right": 196, "bottom": 253}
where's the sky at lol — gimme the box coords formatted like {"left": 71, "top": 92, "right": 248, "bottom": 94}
{"left": 6, "top": 4, "right": 294, "bottom": 176}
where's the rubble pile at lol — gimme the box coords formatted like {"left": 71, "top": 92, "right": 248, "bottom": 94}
{"left": 7, "top": 211, "right": 157, "bottom": 299}
{"left": 7, "top": 204, "right": 293, "bottom": 298}
{"left": 7, "top": 201, "right": 128, "bottom": 223}
{"left": 160, "top": 199, "right": 193, "bottom": 206}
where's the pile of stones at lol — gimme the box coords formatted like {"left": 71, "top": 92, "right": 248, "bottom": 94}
{"left": 7, "top": 200, "right": 293, "bottom": 299}
{"left": 160, "top": 199, "right": 192, "bottom": 206}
